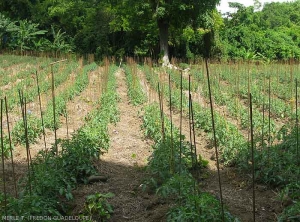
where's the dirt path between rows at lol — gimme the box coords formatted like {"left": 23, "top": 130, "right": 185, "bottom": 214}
{"left": 72, "top": 69, "right": 171, "bottom": 221}
{"left": 12, "top": 67, "right": 101, "bottom": 160}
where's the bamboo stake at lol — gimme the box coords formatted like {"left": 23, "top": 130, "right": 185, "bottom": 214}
{"left": 35, "top": 71, "right": 47, "bottom": 150}
{"left": 51, "top": 64, "right": 58, "bottom": 154}
{"left": 261, "top": 74, "right": 266, "bottom": 150}
{"left": 65, "top": 110, "right": 69, "bottom": 140}
{"left": 268, "top": 75, "right": 271, "bottom": 164}
{"left": 1, "top": 99, "right": 8, "bottom": 218}
{"left": 4, "top": 97, "right": 18, "bottom": 197}
{"left": 50, "top": 59, "right": 67, "bottom": 154}
{"left": 190, "top": 94, "right": 198, "bottom": 167}
{"left": 168, "top": 73, "right": 174, "bottom": 174}
{"left": 179, "top": 70, "right": 183, "bottom": 173}
{"left": 296, "top": 79, "right": 299, "bottom": 183}
{"left": 250, "top": 93, "right": 256, "bottom": 222}
{"left": 158, "top": 83, "right": 165, "bottom": 140}
{"left": 18, "top": 91, "right": 32, "bottom": 195}
{"left": 205, "top": 58, "right": 224, "bottom": 221}
{"left": 188, "top": 76, "right": 194, "bottom": 168}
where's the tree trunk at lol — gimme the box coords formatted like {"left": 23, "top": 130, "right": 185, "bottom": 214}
{"left": 157, "top": 19, "right": 170, "bottom": 66}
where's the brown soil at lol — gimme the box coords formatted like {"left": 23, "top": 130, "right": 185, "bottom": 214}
{"left": 24, "top": 68, "right": 102, "bottom": 156}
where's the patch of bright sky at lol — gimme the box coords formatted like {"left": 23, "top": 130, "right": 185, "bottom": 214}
{"left": 217, "top": 0, "right": 293, "bottom": 14}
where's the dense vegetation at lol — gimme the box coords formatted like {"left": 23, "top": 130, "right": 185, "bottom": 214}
{"left": 0, "top": 0, "right": 299, "bottom": 61}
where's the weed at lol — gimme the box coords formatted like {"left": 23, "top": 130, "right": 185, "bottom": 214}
{"left": 80, "top": 192, "right": 114, "bottom": 222}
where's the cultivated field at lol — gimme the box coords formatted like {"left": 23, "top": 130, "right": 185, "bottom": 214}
{"left": 0, "top": 54, "right": 299, "bottom": 221}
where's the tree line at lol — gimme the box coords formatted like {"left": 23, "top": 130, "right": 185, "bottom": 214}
{"left": 0, "top": 0, "right": 299, "bottom": 62}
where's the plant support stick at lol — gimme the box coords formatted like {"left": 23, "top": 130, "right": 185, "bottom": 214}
{"left": 250, "top": 93, "right": 256, "bottom": 222}
{"left": 4, "top": 97, "right": 18, "bottom": 197}
{"left": 1, "top": 99, "right": 8, "bottom": 218}
{"left": 205, "top": 58, "right": 224, "bottom": 221}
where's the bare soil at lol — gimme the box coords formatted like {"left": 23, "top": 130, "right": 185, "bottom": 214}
{"left": 71, "top": 69, "right": 172, "bottom": 221}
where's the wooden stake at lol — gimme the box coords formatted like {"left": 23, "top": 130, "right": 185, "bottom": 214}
{"left": 50, "top": 59, "right": 67, "bottom": 154}
{"left": 158, "top": 83, "right": 165, "bottom": 141}
{"left": 205, "top": 58, "right": 224, "bottom": 221}
{"left": 179, "top": 70, "right": 183, "bottom": 173}
{"left": 51, "top": 64, "right": 58, "bottom": 154}
{"left": 296, "top": 79, "right": 299, "bottom": 182}
{"left": 1, "top": 99, "right": 8, "bottom": 218}
{"left": 250, "top": 93, "right": 256, "bottom": 222}
{"left": 188, "top": 76, "right": 194, "bottom": 167}
{"left": 168, "top": 73, "right": 174, "bottom": 174}
{"left": 35, "top": 71, "right": 47, "bottom": 150}
{"left": 18, "top": 91, "right": 32, "bottom": 195}
{"left": 190, "top": 94, "right": 198, "bottom": 167}
{"left": 268, "top": 75, "right": 271, "bottom": 164}
{"left": 4, "top": 97, "right": 18, "bottom": 197}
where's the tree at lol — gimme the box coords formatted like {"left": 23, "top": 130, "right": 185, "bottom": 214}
{"left": 11, "top": 20, "right": 47, "bottom": 53}
{"left": 0, "top": 13, "right": 17, "bottom": 49}
{"left": 111, "top": 0, "right": 220, "bottom": 66}
{"left": 220, "top": 0, "right": 300, "bottom": 60}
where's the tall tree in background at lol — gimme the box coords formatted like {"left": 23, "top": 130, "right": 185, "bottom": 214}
{"left": 111, "top": 0, "right": 220, "bottom": 66}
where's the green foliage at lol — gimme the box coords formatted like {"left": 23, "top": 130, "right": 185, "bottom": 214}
{"left": 166, "top": 69, "right": 197, "bottom": 92}
{"left": 123, "top": 64, "right": 147, "bottom": 105}
{"left": 167, "top": 192, "right": 238, "bottom": 222}
{"left": 278, "top": 200, "right": 300, "bottom": 222}
{"left": 220, "top": 1, "right": 300, "bottom": 60}
{"left": 51, "top": 26, "right": 73, "bottom": 54}
{"left": 9, "top": 20, "right": 47, "bottom": 52}
{"left": 76, "top": 64, "right": 119, "bottom": 154}
{"left": 11, "top": 115, "right": 42, "bottom": 145}
{"left": 0, "top": 135, "right": 13, "bottom": 159}
{"left": 142, "top": 103, "right": 237, "bottom": 221}
{"left": 80, "top": 192, "right": 114, "bottom": 222}
{"left": 1, "top": 0, "right": 300, "bottom": 60}
{"left": 0, "top": 13, "right": 17, "bottom": 48}
{"left": 3, "top": 192, "right": 62, "bottom": 218}
{"left": 239, "top": 127, "right": 300, "bottom": 187}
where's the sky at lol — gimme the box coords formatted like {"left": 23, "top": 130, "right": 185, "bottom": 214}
{"left": 217, "top": 0, "right": 293, "bottom": 13}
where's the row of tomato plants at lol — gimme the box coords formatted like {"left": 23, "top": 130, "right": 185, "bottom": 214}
{"left": 143, "top": 64, "right": 299, "bottom": 221}
{"left": 142, "top": 103, "right": 237, "bottom": 221}
{"left": 4, "top": 60, "right": 78, "bottom": 111}
{"left": 0, "top": 56, "right": 53, "bottom": 88}
{"left": 123, "top": 64, "right": 147, "bottom": 105}
{"left": 125, "top": 64, "right": 237, "bottom": 221}
{"left": 188, "top": 67, "right": 279, "bottom": 140}
{"left": 141, "top": 65, "right": 247, "bottom": 165}
{"left": 0, "top": 55, "right": 45, "bottom": 69}
{"left": 213, "top": 63, "right": 298, "bottom": 119}
{"left": 0, "top": 62, "right": 97, "bottom": 159}
{"left": 0, "top": 64, "right": 120, "bottom": 220}
{"left": 12, "top": 62, "right": 97, "bottom": 145}
{"left": 211, "top": 63, "right": 300, "bottom": 103}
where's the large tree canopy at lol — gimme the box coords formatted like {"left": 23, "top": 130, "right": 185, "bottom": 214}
{"left": 220, "top": 0, "right": 300, "bottom": 60}
{"left": 110, "top": 0, "right": 220, "bottom": 65}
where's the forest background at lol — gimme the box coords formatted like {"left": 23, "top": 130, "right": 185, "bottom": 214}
{"left": 0, "top": 0, "right": 299, "bottom": 62}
